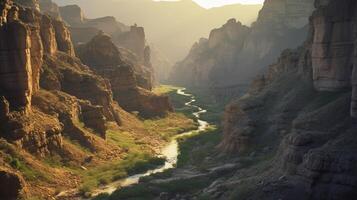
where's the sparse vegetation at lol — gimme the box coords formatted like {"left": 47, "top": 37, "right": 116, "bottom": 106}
{"left": 0, "top": 140, "right": 52, "bottom": 182}
{"left": 177, "top": 126, "right": 221, "bottom": 169}
{"left": 78, "top": 154, "right": 166, "bottom": 194}
{"left": 143, "top": 113, "right": 198, "bottom": 141}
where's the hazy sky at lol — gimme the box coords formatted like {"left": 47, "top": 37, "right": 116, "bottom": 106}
{"left": 156, "top": 0, "right": 264, "bottom": 8}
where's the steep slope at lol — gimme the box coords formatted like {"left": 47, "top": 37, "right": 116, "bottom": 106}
{"left": 0, "top": 0, "right": 175, "bottom": 198}
{"left": 215, "top": 0, "right": 357, "bottom": 199}
{"left": 57, "top": 4, "right": 160, "bottom": 85}
{"left": 171, "top": 0, "right": 314, "bottom": 88}
{"left": 76, "top": 33, "right": 173, "bottom": 118}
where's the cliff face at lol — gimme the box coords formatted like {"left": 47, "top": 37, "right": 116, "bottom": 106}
{"left": 0, "top": 1, "right": 167, "bottom": 198}
{"left": 58, "top": 5, "right": 157, "bottom": 86}
{"left": 76, "top": 33, "right": 173, "bottom": 117}
{"left": 171, "top": 0, "right": 314, "bottom": 87}
{"left": 217, "top": 0, "right": 357, "bottom": 199}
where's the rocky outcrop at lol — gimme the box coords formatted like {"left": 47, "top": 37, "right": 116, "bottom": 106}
{"left": 115, "top": 25, "right": 146, "bottom": 61}
{"left": 59, "top": 4, "right": 83, "bottom": 26}
{"left": 18, "top": 6, "right": 44, "bottom": 93}
{"left": 311, "top": 0, "right": 355, "bottom": 91}
{"left": 13, "top": 0, "right": 39, "bottom": 11}
{"left": 58, "top": 5, "right": 127, "bottom": 45}
{"left": 76, "top": 33, "right": 173, "bottom": 117}
{"left": 40, "top": 14, "right": 57, "bottom": 55}
{"left": 57, "top": 5, "right": 156, "bottom": 86}
{"left": 216, "top": 0, "right": 357, "bottom": 199}
{"left": 79, "top": 100, "right": 106, "bottom": 138}
{"left": 171, "top": 0, "right": 314, "bottom": 87}
{"left": 53, "top": 19, "right": 75, "bottom": 56}
{"left": 39, "top": 0, "right": 60, "bottom": 19}
{"left": 41, "top": 52, "right": 120, "bottom": 124}
{"left": 0, "top": 6, "right": 33, "bottom": 112}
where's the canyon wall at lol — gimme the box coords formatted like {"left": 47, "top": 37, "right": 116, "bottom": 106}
{"left": 171, "top": 0, "right": 314, "bottom": 88}
{"left": 217, "top": 0, "right": 357, "bottom": 199}
{"left": 0, "top": 1, "right": 173, "bottom": 198}
{"left": 76, "top": 32, "right": 173, "bottom": 117}
{"left": 57, "top": 5, "right": 157, "bottom": 86}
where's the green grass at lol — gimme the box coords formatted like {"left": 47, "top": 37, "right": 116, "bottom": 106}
{"left": 155, "top": 85, "right": 199, "bottom": 120}
{"left": 177, "top": 126, "right": 222, "bottom": 169}
{"left": 94, "top": 86, "right": 227, "bottom": 199}
{"left": 0, "top": 140, "right": 52, "bottom": 182}
{"left": 76, "top": 127, "right": 167, "bottom": 194}
{"left": 143, "top": 113, "right": 198, "bottom": 141}
{"left": 78, "top": 153, "right": 165, "bottom": 194}
{"left": 153, "top": 85, "right": 181, "bottom": 95}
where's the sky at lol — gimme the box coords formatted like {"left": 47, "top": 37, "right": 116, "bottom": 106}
{"left": 156, "top": 0, "right": 264, "bottom": 8}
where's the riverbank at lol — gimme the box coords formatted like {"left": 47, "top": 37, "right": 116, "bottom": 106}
{"left": 55, "top": 85, "right": 198, "bottom": 199}
{"left": 95, "top": 86, "right": 229, "bottom": 200}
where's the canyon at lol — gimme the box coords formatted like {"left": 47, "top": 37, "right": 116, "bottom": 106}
{"left": 0, "top": 0, "right": 356, "bottom": 200}
{"left": 171, "top": 0, "right": 314, "bottom": 88}
{"left": 0, "top": 0, "right": 177, "bottom": 199}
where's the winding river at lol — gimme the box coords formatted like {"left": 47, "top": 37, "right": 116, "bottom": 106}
{"left": 87, "top": 88, "right": 210, "bottom": 197}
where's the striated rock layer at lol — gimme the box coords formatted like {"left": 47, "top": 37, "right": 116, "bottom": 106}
{"left": 216, "top": 0, "right": 357, "bottom": 199}
{"left": 57, "top": 5, "right": 157, "bottom": 86}
{"left": 76, "top": 33, "right": 173, "bottom": 117}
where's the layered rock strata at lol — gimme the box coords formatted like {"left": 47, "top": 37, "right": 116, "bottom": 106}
{"left": 76, "top": 33, "right": 173, "bottom": 117}
{"left": 217, "top": 0, "right": 357, "bottom": 199}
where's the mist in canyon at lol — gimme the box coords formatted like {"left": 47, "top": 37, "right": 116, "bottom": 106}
{"left": 0, "top": 0, "right": 356, "bottom": 200}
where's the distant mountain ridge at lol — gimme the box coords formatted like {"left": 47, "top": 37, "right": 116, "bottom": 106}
{"left": 170, "top": 0, "right": 314, "bottom": 88}
{"left": 53, "top": 0, "right": 262, "bottom": 62}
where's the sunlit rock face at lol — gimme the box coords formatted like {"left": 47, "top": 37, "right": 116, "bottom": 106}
{"left": 53, "top": 19, "right": 75, "bottom": 56}
{"left": 0, "top": 0, "right": 116, "bottom": 157}
{"left": 171, "top": 0, "right": 314, "bottom": 87}
{"left": 76, "top": 33, "right": 173, "bottom": 117}
{"left": 58, "top": 6, "right": 156, "bottom": 86}
{"left": 0, "top": 4, "right": 33, "bottom": 112}
{"left": 40, "top": 14, "right": 57, "bottom": 55}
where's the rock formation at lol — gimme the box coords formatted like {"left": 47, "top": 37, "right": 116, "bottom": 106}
{"left": 0, "top": 5, "right": 33, "bottom": 112}
{"left": 0, "top": 0, "right": 174, "bottom": 198}
{"left": 39, "top": 0, "right": 60, "bottom": 19}
{"left": 76, "top": 33, "right": 173, "bottom": 117}
{"left": 57, "top": 5, "right": 157, "bottom": 86}
{"left": 216, "top": 0, "right": 357, "bottom": 199}
{"left": 52, "top": 19, "right": 75, "bottom": 56}
{"left": 171, "top": 0, "right": 314, "bottom": 88}
{"left": 58, "top": 4, "right": 83, "bottom": 26}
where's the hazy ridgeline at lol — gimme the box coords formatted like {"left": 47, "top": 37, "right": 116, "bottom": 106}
{"left": 53, "top": 0, "right": 262, "bottom": 62}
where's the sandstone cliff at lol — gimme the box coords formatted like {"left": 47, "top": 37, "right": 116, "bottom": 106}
{"left": 171, "top": 0, "right": 314, "bottom": 88}
{"left": 76, "top": 33, "right": 173, "bottom": 117}
{"left": 215, "top": 0, "right": 357, "bottom": 199}
{"left": 58, "top": 4, "right": 157, "bottom": 86}
{"left": 0, "top": 1, "right": 171, "bottom": 198}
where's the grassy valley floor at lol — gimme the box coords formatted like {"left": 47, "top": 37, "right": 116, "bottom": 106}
{"left": 0, "top": 85, "right": 198, "bottom": 199}
{"left": 95, "top": 86, "right": 232, "bottom": 200}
